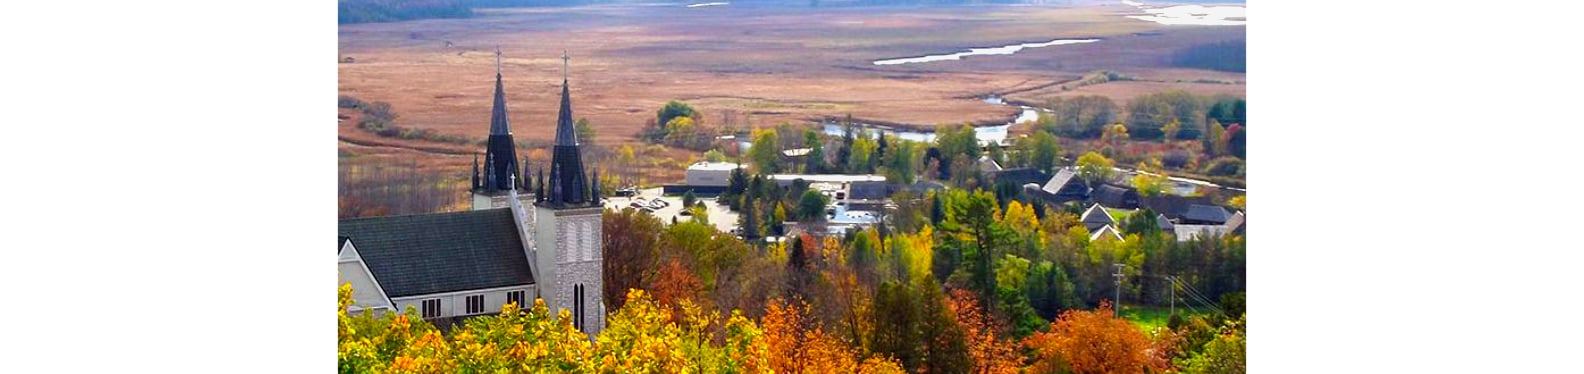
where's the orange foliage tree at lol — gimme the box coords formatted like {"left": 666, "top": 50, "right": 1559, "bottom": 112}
{"left": 946, "top": 289, "right": 1022, "bottom": 374}
{"left": 1025, "top": 301, "right": 1173, "bottom": 374}
{"left": 762, "top": 297, "right": 904, "bottom": 374}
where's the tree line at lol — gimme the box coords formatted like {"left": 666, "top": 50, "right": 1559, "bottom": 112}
{"left": 338, "top": 0, "right": 472, "bottom": 25}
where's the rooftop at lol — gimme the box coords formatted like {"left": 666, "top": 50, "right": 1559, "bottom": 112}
{"left": 768, "top": 174, "right": 886, "bottom": 183}
{"left": 338, "top": 209, "right": 535, "bottom": 298}
{"left": 687, "top": 161, "right": 742, "bottom": 171}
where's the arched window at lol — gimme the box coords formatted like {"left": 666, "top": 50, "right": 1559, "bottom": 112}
{"left": 573, "top": 284, "right": 584, "bottom": 331}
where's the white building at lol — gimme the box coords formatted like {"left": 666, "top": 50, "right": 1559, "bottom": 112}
{"left": 340, "top": 53, "right": 606, "bottom": 336}
{"left": 685, "top": 161, "right": 741, "bottom": 187}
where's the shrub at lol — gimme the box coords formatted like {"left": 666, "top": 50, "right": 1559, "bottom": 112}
{"left": 1162, "top": 149, "right": 1193, "bottom": 169}
{"left": 1203, "top": 156, "right": 1244, "bottom": 177}
{"left": 338, "top": 95, "right": 365, "bottom": 109}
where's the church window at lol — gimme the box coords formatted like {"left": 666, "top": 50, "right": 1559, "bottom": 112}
{"left": 507, "top": 291, "right": 526, "bottom": 309}
{"left": 466, "top": 294, "right": 485, "bottom": 314}
{"left": 573, "top": 284, "right": 585, "bottom": 330}
{"left": 421, "top": 298, "right": 441, "bottom": 318}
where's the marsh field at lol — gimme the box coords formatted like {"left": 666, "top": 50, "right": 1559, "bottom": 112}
{"left": 337, "top": 1, "right": 1245, "bottom": 213}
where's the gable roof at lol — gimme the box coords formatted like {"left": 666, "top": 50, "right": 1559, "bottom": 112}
{"left": 1081, "top": 203, "right": 1115, "bottom": 225}
{"left": 1093, "top": 184, "right": 1140, "bottom": 209}
{"left": 1139, "top": 195, "right": 1214, "bottom": 220}
{"left": 977, "top": 156, "right": 1003, "bottom": 173}
{"left": 1156, "top": 213, "right": 1175, "bottom": 231}
{"left": 988, "top": 167, "right": 1051, "bottom": 187}
{"left": 1090, "top": 224, "right": 1124, "bottom": 241}
{"left": 338, "top": 209, "right": 534, "bottom": 298}
{"left": 1042, "top": 168, "right": 1088, "bottom": 197}
{"left": 1183, "top": 204, "right": 1231, "bottom": 224}
{"left": 1224, "top": 211, "right": 1245, "bottom": 233}
{"left": 339, "top": 236, "right": 351, "bottom": 253}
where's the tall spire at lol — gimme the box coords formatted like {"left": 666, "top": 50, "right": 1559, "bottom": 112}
{"left": 479, "top": 47, "right": 521, "bottom": 192}
{"left": 490, "top": 48, "right": 512, "bottom": 136}
{"left": 554, "top": 51, "right": 577, "bottom": 147}
{"left": 541, "top": 51, "right": 591, "bottom": 208}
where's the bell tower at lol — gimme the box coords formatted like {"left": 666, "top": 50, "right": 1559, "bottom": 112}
{"left": 529, "top": 50, "right": 605, "bottom": 336}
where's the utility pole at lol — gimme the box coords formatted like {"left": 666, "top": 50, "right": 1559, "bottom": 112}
{"left": 1112, "top": 263, "right": 1126, "bottom": 317}
{"left": 1168, "top": 276, "right": 1175, "bottom": 318}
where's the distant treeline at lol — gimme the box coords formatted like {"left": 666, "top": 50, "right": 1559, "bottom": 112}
{"left": 1171, "top": 40, "right": 1245, "bottom": 73}
{"left": 339, "top": 0, "right": 472, "bottom": 24}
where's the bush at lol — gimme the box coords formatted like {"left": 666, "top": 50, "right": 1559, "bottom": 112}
{"left": 1162, "top": 149, "right": 1193, "bottom": 169}
{"left": 338, "top": 95, "right": 365, "bottom": 109}
{"left": 1203, "top": 156, "right": 1244, "bottom": 177}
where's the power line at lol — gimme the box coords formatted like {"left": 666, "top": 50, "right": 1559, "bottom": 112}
{"left": 1171, "top": 277, "right": 1225, "bottom": 316}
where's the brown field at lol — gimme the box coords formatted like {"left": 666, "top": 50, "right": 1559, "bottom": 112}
{"left": 338, "top": 2, "right": 1244, "bottom": 184}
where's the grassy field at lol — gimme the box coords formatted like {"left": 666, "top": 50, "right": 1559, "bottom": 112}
{"left": 1119, "top": 305, "right": 1210, "bottom": 333}
{"left": 338, "top": 2, "right": 1244, "bottom": 188}
{"left": 1106, "top": 207, "right": 1135, "bottom": 223}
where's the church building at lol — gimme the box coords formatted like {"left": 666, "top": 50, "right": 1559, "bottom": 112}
{"left": 338, "top": 51, "right": 605, "bottom": 336}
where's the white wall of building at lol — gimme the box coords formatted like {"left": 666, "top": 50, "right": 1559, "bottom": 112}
{"left": 391, "top": 284, "right": 537, "bottom": 319}
{"left": 338, "top": 242, "right": 394, "bottom": 313}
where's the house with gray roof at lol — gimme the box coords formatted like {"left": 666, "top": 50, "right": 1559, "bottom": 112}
{"left": 1090, "top": 224, "right": 1125, "bottom": 242}
{"left": 1080, "top": 203, "right": 1116, "bottom": 232}
{"left": 1181, "top": 204, "right": 1232, "bottom": 225}
{"left": 1093, "top": 184, "right": 1140, "bottom": 209}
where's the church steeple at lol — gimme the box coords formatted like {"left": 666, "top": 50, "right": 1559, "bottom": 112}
{"left": 542, "top": 50, "right": 592, "bottom": 208}
{"left": 480, "top": 47, "right": 521, "bottom": 192}
{"left": 554, "top": 50, "right": 577, "bottom": 147}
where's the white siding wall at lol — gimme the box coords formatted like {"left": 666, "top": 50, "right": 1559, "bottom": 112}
{"left": 391, "top": 285, "right": 537, "bottom": 319}
{"left": 339, "top": 243, "right": 394, "bottom": 312}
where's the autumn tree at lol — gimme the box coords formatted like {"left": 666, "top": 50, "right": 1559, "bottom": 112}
{"left": 605, "top": 208, "right": 664, "bottom": 309}
{"left": 704, "top": 149, "right": 728, "bottom": 163}
{"left": 750, "top": 127, "right": 782, "bottom": 173}
{"left": 1203, "top": 119, "right": 1227, "bottom": 157}
{"left": 1181, "top": 314, "right": 1246, "bottom": 374}
{"left": 1132, "top": 158, "right": 1168, "bottom": 197}
{"left": 1162, "top": 119, "right": 1181, "bottom": 141}
{"left": 1026, "top": 301, "right": 1171, "bottom": 374}
{"left": 449, "top": 299, "right": 595, "bottom": 373}
{"left": 849, "top": 134, "right": 878, "bottom": 174}
{"left": 1075, "top": 151, "right": 1115, "bottom": 190}
{"left": 657, "top": 100, "right": 698, "bottom": 131}
{"left": 947, "top": 289, "right": 1021, "bottom": 374}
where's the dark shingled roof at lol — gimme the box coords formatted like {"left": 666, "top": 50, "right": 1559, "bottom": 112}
{"left": 339, "top": 236, "right": 350, "bottom": 253}
{"left": 847, "top": 181, "right": 889, "bottom": 201}
{"left": 1182, "top": 204, "right": 1231, "bottom": 225}
{"left": 989, "top": 168, "right": 1051, "bottom": 188}
{"left": 1093, "top": 184, "right": 1140, "bottom": 209}
{"left": 1140, "top": 195, "right": 1214, "bottom": 220}
{"left": 1080, "top": 203, "right": 1115, "bottom": 231}
{"left": 338, "top": 209, "right": 534, "bottom": 298}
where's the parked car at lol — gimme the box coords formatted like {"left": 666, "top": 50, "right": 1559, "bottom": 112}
{"left": 651, "top": 199, "right": 670, "bottom": 208}
{"left": 615, "top": 187, "right": 638, "bottom": 197}
{"left": 629, "top": 201, "right": 646, "bottom": 209}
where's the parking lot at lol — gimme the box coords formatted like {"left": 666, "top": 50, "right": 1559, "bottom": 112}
{"left": 603, "top": 188, "right": 740, "bottom": 233}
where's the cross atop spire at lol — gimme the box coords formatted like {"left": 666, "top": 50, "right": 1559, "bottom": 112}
{"left": 496, "top": 46, "right": 503, "bottom": 76}
{"left": 561, "top": 50, "right": 569, "bottom": 82}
